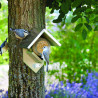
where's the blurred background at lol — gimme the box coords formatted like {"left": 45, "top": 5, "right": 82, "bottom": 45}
{"left": 0, "top": 0, "right": 98, "bottom": 97}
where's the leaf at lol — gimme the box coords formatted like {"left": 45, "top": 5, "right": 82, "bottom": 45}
{"left": 53, "top": 18, "right": 62, "bottom": 23}
{"left": 94, "top": 25, "right": 98, "bottom": 31}
{"left": 73, "top": 8, "right": 81, "bottom": 15}
{"left": 84, "top": 23, "right": 92, "bottom": 31}
{"left": 53, "top": 12, "right": 65, "bottom": 23}
{"left": 73, "top": 7, "right": 87, "bottom": 15}
{"left": 84, "top": 16, "right": 89, "bottom": 23}
{"left": 85, "top": 8, "right": 92, "bottom": 13}
{"left": 93, "top": 7, "right": 98, "bottom": 14}
{"left": 71, "top": 15, "right": 81, "bottom": 23}
{"left": 61, "top": 0, "right": 70, "bottom": 14}
{"left": 72, "top": 0, "right": 82, "bottom": 8}
{"left": 94, "top": 16, "right": 98, "bottom": 22}
{"left": 61, "top": 2, "right": 66, "bottom": 13}
{"left": 82, "top": 29, "right": 87, "bottom": 40}
{"left": 50, "top": 9, "right": 54, "bottom": 13}
{"left": 56, "top": 0, "right": 62, "bottom": 2}
{"left": 58, "top": 11, "right": 65, "bottom": 18}
{"left": 84, "top": 0, "right": 92, "bottom": 5}
{"left": 52, "top": 1, "right": 60, "bottom": 10}
{"left": 75, "top": 23, "right": 83, "bottom": 31}
{"left": 46, "top": 0, "right": 53, "bottom": 8}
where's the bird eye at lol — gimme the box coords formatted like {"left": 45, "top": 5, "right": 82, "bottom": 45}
{"left": 24, "top": 30, "right": 27, "bottom": 33}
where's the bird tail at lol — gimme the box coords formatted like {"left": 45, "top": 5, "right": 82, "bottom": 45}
{"left": 46, "top": 62, "right": 48, "bottom": 72}
{"left": 0, "top": 47, "right": 2, "bottom": 56}
{"left": 10, "top": 28, "right": 15, "bottom": 32}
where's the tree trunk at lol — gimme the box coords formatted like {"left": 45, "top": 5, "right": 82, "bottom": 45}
{"left": 8, "top": 0, "right": 46, "bottom": 98}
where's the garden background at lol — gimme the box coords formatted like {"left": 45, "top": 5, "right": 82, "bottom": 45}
{"left": 0, "top": 0, "right": 98, "bottom": 98}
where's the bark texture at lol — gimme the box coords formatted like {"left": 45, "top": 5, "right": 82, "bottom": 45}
{"left": 8, "top": 0, "right": 46, "bottom": 98}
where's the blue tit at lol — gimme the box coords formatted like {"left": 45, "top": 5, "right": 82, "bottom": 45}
{"left": 10, "top": 28, "right": 29, "bottom": 39}
{"left": 0, "top": 47, "right": 2, "bottom": 56}
{"left": 0, "top": 38, "right": 8, "bottom": 56}
{"left": 42, "top": 46, "right": 50, "bottom": 72}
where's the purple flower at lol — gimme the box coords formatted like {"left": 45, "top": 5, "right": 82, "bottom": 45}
{"left": 45, "top": 72, "right": 98, "bottom": 98}
{"left": 0, "top": 89, "right": 4, "bottom": 92}
{"left": 60, "top": 81, "right": 64, "bottom": 86}
{"left": 51, "top": 83, "right": 55, "bottom": 88}
{"left": 0, "top": 72, "right": 98, "bottom": 98}
{"left": 56, "top": 83, "right": 59, "bottom": 88}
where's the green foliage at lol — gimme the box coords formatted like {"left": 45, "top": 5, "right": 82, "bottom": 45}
{"left": 71, "top": 15, "right": 81, "bottom": 23}
{"left": 0, "top": 0, "right": 8, "bottom": 65}
{"left": 46, "top": 8, "right": 98, "bottom": 83}
{"left": 94, "top": 25, "right": 98, "bottom": 31}
{"left": 84, "top": 23, "right": 92, "bottom": 31}
{"left": 47, "top": 0, "right": 98, "bottom": 23}
{"left": 46, "top": 0, "right": 98, "bottom": 39}
{"left": 82, "top": 29, "right": 87, "bottom": 40}
{"left": 75, "top": 23, "right": 83, "bottom": 31}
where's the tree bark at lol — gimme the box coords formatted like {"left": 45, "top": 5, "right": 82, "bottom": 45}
{"left": 8, "top": 0, "right": 46, "bottom": 98}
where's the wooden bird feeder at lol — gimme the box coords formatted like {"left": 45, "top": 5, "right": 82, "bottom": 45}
{"left": 20, "top": 28, "right": 61, "bottom": 73}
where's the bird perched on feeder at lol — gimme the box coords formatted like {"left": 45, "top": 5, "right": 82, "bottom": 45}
{"left": 42, "top": 46, "right": 50, "bottom": 72}
{"left": 10, "top": 28, "right": 29, "bottom": 39}
{"left": 0, "top": 38, "right": 8, "bottom": 56}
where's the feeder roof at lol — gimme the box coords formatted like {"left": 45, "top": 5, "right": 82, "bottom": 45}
{"left": 20, "top": 28, "right": 61, "bottom": 48}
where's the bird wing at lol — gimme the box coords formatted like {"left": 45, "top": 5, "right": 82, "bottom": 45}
{"left": 0, "top": 38, "right": 7, "bottom": 48}
{"left": 0, "top": 47, "right": 1, "bottom": 52}
{"left": 15, "top": 29, "right": 25, "bottom": 38}
{"left": 43, "top": 51, "right": 49, "bottom": 64}
{"left": 0, "top": 47, "right": 2, "bottom": 55}
{"left": 0, "top": 41, "right": 6, "bottom": 48}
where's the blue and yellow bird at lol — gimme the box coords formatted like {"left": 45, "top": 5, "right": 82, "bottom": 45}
{"left": 0, "top": 38, "right": 8, "bottom": 56}
{"left": 10, "top": 28, "right": 29, "bottom": 39}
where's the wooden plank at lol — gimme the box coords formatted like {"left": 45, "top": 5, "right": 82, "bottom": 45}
{"left": 43, "top": 29, "right": 61, "bottom": 46}
{"left": 23, "top": 49, "right": 44, "bottom": 73}
{"left": 27, "top": 29, "right": 45, "bottom": 49}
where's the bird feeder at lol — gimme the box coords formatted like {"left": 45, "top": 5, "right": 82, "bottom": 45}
{"left": 20, "top": 28, "right": 61, "bottom": 73}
